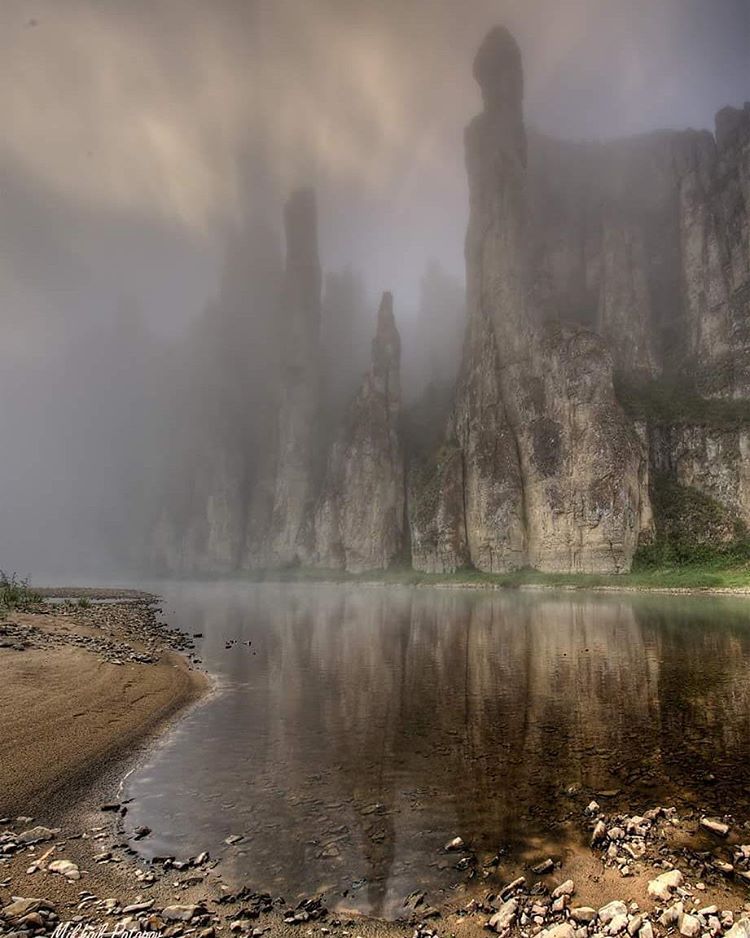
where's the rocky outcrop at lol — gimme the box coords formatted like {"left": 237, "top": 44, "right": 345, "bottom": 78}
{"left": 677, "top": 105, "right": 750, "bottom": 398}
{"left": 312, "top": 292, "right": 405, "bottom": 572}
{"left": 409, "top": 305, "right": 525, "bottom": 574}
{"left": 150, "top": 215, "right": 283, "bottom": 575}
{"left": 527, "top": 104, "right": 750, "bottom": 398}
{"left": 649, "top": 423, "right": 750, "bottom": 535}
{"left": 246, "top": 188, "right": 322, "bottom": 568}
{"left": 152, "top": 31, "right": 749, "bottom": 577}
{"left": 411, "top": 27, "right": 650, "bottom": 574}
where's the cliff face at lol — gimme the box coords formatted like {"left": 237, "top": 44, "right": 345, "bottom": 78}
{"left": 245, "top": 188, "right": 322, "bottom": 568}
{"left": 312, "top": 292, "right": 405, "bottom": 572}
{"left": 153, "top": 31, "right": 750, "bottom": 578}
{"left": 411, "top": 27, "right": 649, "bottom": 574}
{"left": 523, "top": 102, "right": 750, "bottom": 542}
{"left": 150, "top": 216, "right": 282, "bottom": 575}
{"left": 527, "top": 105, "right": 750, "bottom": 399}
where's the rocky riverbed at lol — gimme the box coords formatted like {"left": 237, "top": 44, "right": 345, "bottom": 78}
{"left": 2, "top": 781, "right": 750, "bottom": 936}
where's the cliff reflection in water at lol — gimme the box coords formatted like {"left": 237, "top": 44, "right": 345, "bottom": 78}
{"left": 123, "top": 584, "right": 750, "bottom": 918}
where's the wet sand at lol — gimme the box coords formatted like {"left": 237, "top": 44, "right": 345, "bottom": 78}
{"left": 0, "top": 600, "right": 206, "bottom": 817}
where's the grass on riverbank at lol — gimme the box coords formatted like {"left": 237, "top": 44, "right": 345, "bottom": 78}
{"left": 0, "top": 571, "right": 41, "bottom": 616}
{"left": 247, "top": 553, "right": 750, "bottom": 592}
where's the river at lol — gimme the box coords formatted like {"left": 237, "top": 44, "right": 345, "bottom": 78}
{"left": 121, "top": 582, "right": 750, "bottom": 917}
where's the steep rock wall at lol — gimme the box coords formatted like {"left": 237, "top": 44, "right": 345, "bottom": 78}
{"left": 245, "top": 188, "right": 322, "bottom": 568}
{"left": 312, "top": 292, "right": 405, "bottom": 572}
{"left": 410, "top": 27, "right": 650, "bottom": 575}
{"left": 527, "top": 104, "right": 750, "bottom": 398}
{"left": 649, "top": 422, "right": 750, "bottom": 534}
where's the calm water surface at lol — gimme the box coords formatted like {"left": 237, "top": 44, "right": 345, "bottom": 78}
{"left": 122, "top": 583, "right": 750, "bottom": 917}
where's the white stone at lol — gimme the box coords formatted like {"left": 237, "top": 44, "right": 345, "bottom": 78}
{"left": 161, "top": 905, "right": 201, "bottom": 922}
{"left": 552, "top": 879, "right": 575, "bottom": 899}
{"left": 592, "top": 820, "right": 608, "bottom": 845}
{"left": 488, "top": 897, "right": 518, "bottom": 933}
{"left": 540, "top": 924, "right": 576, "bottom": 938}
{"left": 599, "top": 902, "right": 628, "bottom": 925}
{"left": 700, "top": 817, "right": 729, "bottom": 837}
{"left": 725, "top": 920, "right": 750, "bottom": 938}
{"left": 679, "top": 913, "right": 701, "bottom": 937}
{"left": 647, "top": 868, "right": 684, "bottom": 901}
{"left": 47, "top": 859, "right": 80, "bottom": 880}
{"left": 607, "top": 914, "right": 628, "bottom": 935}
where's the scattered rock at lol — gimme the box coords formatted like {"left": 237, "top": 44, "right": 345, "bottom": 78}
{"left": 16, "top": 826, "right": 59, "bottom": 844}
{"left": 122, "top": 900, "right": 154, "bottom": 915}
{"left": 599, "top": 901, "right": 628, "bottom": 924}
{"left": 726, "top": 921, "right": 750, "bottom": 938}
{"left": 444, "top": 836, "right": 464, "bottom": 851}
{"left": 47, "top": 859, "right": 80, "bottom": 880}
{"left": 647, "top": 868, "right": 683, "bottom": 901}
{"left": 2, "top": 898, "right": 53, "bottom": 920}
{"left": 488, "top": 897, "right": 518, "bottom": 933}
{"left": 591, "top": 820, "right": 608, "bottom": 845}
{"left": 552, "top": 879, "right": 575, "bottom": 899}
{"left": 161, "top": 904, "right": 202, "bottom": 922}
{"left": 539, "top": 924, "right": 576, "bottom": 938}
{"left": 679, "top": 913, "right": 701, "bottom": 937}
{"left": 700, "top": 817, "right": 730, "bottom": 837}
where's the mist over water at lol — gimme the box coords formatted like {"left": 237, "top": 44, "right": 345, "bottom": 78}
{"left": 122, "top": 583, "right": 750, "bottom": 918}
{"left": 1, "top": 0, "right": 748, "bottom": 576}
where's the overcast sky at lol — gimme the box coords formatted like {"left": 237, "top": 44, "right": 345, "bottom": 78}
{"left": 1, "top": 0, "right": 748, "bottom": 578}
{"left": 2, "top": 0, "right": 748, "bottom": 336}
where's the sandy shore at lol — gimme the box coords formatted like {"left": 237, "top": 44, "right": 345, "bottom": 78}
{"left": 0, "top": 598, "right": 206, "bottom": 818}
{"left": 1, "top": 597, "right": 749, "bottom": 938}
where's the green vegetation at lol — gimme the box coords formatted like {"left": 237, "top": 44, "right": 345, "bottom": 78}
{"left": 0, "top": 571, "right": 41, "bottom": 617}
{"left": 635, "top": 474, "right": 749, "bottom": 569}
{"left": 78, "top": 596, "right": 92, "bottom": 609}
{"left": 615, "top": 373, "right": 750, "bottom": 427}
{"left": 239, "top": 473, "right": 750, "bottom": 592}
{"left": 244, "top": 557, "right": 750, "bottom": 593}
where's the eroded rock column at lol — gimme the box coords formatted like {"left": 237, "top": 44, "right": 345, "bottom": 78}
{"left": 313, "top": 292, "right": 405, "bottom": 572}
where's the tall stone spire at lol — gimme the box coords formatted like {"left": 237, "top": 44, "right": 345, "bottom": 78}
{"left": 410, "top": 26, "right": 651, "bottom": 574}
{"left": 264, "top": 187, "right": 322, "bottom": 566}
{"left": 312, "top": 291, "right": 405, "bottom": 572}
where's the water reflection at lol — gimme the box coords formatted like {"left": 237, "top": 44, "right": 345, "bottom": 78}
{"left": 123, "top": 583, "right": 750, "bottom": 917}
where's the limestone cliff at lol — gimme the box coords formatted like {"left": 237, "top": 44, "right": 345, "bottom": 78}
{"left": 527, "top": 104, "right": 750, "bottom": 398}
{"left": 312, "top": 292, "right": 405, "bottom": 572}
{"left": 524, "top": 103, "right": 750, "bottom": 542}
{"left": 150, "top": 215, "right": 282, "bottom": 575}
{"left": 152, "top": 31, "right": 750, "bottom": 577}
{"left": 649, "top": 423, "right": 750, "bottom": 539}
{"left": 411, "top": 27, "right": 650, "bottom": 574}
{"left": 245, "top": 188, "right": 322, "bottom": 568}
